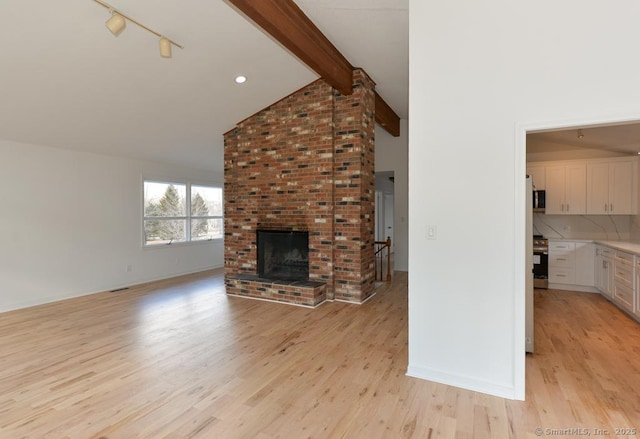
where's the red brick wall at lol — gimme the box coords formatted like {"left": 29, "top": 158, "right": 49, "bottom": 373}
{"left": 333, "top": 70, "right": 376, "bottom": 301}
{"left": 224, "top": 69, "right": 375, "bottom": 303}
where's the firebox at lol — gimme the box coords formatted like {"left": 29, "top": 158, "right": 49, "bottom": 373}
{"left": 257, "top": 230, "right": 309, "bottom": 281}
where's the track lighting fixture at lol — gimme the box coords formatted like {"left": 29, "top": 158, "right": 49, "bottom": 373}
{"left": 159, "top": 37, "right": 172, "bottom": 58}
{"left": 105, "top": 10, "right": 126, "bottom": 36}
{"left": 93, "top": 0, "right": 183, "bottom": 58}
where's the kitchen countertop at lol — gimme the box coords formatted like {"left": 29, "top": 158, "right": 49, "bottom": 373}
{"left": 547, "top": 238, "right": 640, "bottom": 255}
{"left": 595, "top": 241, "right": 640, "bottom": 255}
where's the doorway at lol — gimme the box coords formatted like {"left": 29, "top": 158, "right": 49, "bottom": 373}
{"left": 375, "top": 171, "right": 395, "bottom": 282}
{"left": 375, "top": 171, "right": 395, "bottom": 248}
{"left": 519, "top": 116, "right": 640, "bottom": 396}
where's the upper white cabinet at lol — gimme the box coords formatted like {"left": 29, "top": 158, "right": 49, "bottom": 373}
{"left": 586, "top": 160, "right": 636, "bottom": 214}
{"left": 531, "top": 157, "right": 637, "bottom": 215}
{"left": 526, "top": 165, "right": 546, "bottom": 190}
{"left": 545, "top": 164, "right": 587, "bottom": 215}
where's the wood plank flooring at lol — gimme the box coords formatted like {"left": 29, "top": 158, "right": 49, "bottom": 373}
{"left": 0, "top": 271, "right": 639, "bottom": 438}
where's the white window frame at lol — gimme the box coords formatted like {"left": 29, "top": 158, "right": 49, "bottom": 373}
{"left": 143, "top": 179, "right": 223, "bottom": 247}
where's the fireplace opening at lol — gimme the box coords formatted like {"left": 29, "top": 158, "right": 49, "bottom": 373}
{"left": 257, "top": 230, "right": 309, "bottom": 281}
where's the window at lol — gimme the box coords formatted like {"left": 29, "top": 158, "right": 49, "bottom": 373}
{"left": 143, "top": 180, "right": 223, "bottom": 246}
{"left": 190, "top": 185, "right": 223, "bottom": 241}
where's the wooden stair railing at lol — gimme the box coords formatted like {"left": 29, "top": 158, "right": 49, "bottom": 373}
{"left": 374, "top": 237, "right": 392, "bottom": 282}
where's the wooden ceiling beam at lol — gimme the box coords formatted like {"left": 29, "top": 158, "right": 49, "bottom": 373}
{"left": 227, "top": 0, "right": 353, "bottom": 96}
{"left": 375, "top": 92, "right": 401, "bottom": 137}
{"left": 227, "top": 0, "right": 401, "bottom": 137}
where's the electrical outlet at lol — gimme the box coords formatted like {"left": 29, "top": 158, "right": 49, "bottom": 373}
{"left": 125, "top": 264, "right": 132, "bottom": 273}
{"left": 427, "top": 225, "right": 437, "bottom": 240}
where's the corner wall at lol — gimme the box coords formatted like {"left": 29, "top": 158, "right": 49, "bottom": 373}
{"left": 0, "top": 139, "right": 223, "bottom": 313}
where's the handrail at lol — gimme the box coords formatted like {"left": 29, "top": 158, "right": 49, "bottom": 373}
{"left": 374, "top": 237, "right": 392, "bottom": 282}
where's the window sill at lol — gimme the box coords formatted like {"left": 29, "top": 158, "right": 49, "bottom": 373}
{"left": 142, "top": 239, "right": 223, "bottom": 250}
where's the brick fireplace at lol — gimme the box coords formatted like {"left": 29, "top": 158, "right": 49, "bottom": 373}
{"left": 224, "top": 69, "right": 375, "bottom": 306}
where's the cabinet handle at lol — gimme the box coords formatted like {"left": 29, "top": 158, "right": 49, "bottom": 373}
{"left": 611, "top": 204, "right": 613, "bottom": 212}
{"left": 567, "top": 203, "right": 570, "bottom": 212}
{"left": 561, "top": 204, "right": 565, "bottom": 212}
{"left": 605, "top": 203, "right": 608, "bottom": 212}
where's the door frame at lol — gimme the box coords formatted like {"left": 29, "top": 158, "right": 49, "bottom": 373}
{"left": 514, "top": 113, "right": 640, "bottom": 399}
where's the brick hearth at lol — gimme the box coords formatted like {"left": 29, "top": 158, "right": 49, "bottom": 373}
{"left": 224, "top": 69, "right": 375, "bottom": 305}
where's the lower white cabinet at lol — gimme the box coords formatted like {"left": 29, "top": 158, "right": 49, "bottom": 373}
{"left": 613, "top": 250, "right": 634, "bottom": 313}
{"left": 595, "top": 246, "right": 614, "bottom": 298}
{"left": 549, "top": 240, "right": 595, "bottom": 287}
{"left": 636, "top": 258, "right": 640, "bottom": 319}
{"left": 553, "top": 241, "right": 640, "bottom": 322}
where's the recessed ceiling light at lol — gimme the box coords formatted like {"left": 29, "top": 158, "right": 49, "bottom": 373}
{"left": 235, "top": 75, "right": 247, "bottom": 84}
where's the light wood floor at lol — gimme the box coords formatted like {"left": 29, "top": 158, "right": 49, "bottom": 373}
{"left": 1, "top": 271, "right": 639, "bottom": 438}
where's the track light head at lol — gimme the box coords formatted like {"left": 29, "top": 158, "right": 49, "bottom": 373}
{"left": 159, "top": 37, "right": 172, "bottom": 58}
{"left": 106, "top": 11, "right": 126, "bottom": 36}
{"left": 94, "top": 1, "right": 182, "bottom": 58}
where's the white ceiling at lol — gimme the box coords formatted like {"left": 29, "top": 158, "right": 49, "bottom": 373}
{"left": 0, "top": 0, "right": 408, "bottom": 173}
{"left": 527, "top": 122, "right": 640, "bottom": 156}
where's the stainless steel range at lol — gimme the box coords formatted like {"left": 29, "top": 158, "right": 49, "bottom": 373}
{"left": 533, "top": 235, "right": 548, "bottom": 289}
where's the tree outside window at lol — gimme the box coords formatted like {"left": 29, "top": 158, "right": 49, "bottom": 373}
{"left": 144, "top": 181, "right": 222, "bottom": 246}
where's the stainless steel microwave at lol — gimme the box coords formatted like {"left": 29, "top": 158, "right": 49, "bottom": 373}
{"left": 533, "top": 190, "right": 545, "bottom": 211}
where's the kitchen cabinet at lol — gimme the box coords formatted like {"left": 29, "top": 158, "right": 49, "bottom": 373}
{"left": 526, "top": 165, "right": 546, "bottom": 190}
{"left": 545, "top": 164, "right": 586, "bottom": 215}
{"left": 633, "top": 256, "right": 640, "bottom": 317}
{"left": 549, "top": 240, "right": 594, "bottom": 287}
{"left": 586, "top": 160, "right": 636, "bottom": 214}
{"left": 594, "top": 245, "right": 602, "bottom": 290}
{"left": 549, "top": 241, "right": 575, "bottom": 284}
{"left": 613, "top": 250, "right": 634, "bottom": 313}
{"left": 558, "top": 241, "right": 640, "bottom": 323}
{"left": 595, "top": 246, "right": 614, "bottom": 298}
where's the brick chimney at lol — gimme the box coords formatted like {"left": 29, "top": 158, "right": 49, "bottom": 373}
{"left": 224, "top": 69, "right": 375, "bottom": 306}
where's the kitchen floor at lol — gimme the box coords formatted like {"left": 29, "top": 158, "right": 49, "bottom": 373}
{"left": 528, "top": 287, "right": 640, "bottom": 431}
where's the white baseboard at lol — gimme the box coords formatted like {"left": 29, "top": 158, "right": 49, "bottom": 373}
{"left": 406, "top": 363, "right": 520, "bottom": 400}
{"left": 547, "top": 283, "right": 599, "bottom": 293}
{"left": 0, "top": 265, "right": 223, "bottom": 314}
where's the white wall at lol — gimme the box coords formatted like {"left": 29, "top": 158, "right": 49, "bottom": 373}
{"left": 0, "top": 139, "right": 224, "bottom": 313}
{"left": 408, "top": 0, "right": 640, "bottom": 399}
{"left": 376, "top": 119, "right": 409, "bottom": 271}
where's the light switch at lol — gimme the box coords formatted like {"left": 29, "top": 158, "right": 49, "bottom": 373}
{"left": 427, "top": 225, "right": 437, "bottom": 240}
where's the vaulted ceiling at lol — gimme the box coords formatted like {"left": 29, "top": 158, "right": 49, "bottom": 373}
{"left": 0, "top": 1, "right": 409, "bottom": 173}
